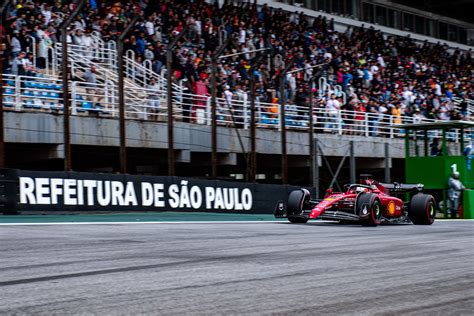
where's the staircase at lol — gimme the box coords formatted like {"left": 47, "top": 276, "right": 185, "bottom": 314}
{"left": 49, "top": 40, "right": 183, "bottom": 119}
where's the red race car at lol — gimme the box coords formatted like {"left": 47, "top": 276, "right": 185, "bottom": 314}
{"left": 274, "top": 174, "right": 436, "bottom": 226}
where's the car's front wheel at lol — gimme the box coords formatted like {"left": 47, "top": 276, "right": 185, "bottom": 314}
{"left": 287, "top": 189, "right": 310, "bottom": 216}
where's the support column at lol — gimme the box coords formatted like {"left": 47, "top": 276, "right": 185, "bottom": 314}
{"left": 384, "top": 142, "right": 391, "bottom": 183}
{"left": 0, "top": 0, "right": 8, "bottom": 168}
{"left": 59, "top": 0, "right": 86, "bottom": 172}
{"left": 117, "top": 14, "right": 140, "bottom": 174}
{"left": 166, "top": 26, "right": 187, "bottom": 176}
{"left": 350, "top": 141, "right": 356, "bottom": 184}
{"left": 314, "top": 138, "right": 320, "bottom": 199}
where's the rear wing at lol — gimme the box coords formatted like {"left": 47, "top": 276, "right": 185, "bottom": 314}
{"left": 380, "top": 182, "right": 424, "bottom": 193}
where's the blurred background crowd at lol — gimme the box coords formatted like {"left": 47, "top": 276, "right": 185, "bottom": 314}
{"left": 2, "top": 0, "right": 472, "bottom": 126}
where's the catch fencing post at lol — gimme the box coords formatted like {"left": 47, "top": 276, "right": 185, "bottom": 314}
{"left": 279, "top": 59, "right": 294, "bottom": 184}
{"left": 210, "top": 30, "right": 231, "bottom": 179}
{"left": 59, "top": 0, "right": 86, "bottom": 171}
{"left": 286, "top": 63, "right": 326, "bottom": 186}
{"left": 0, "top": 0, "right": 9, "bottom": 168}
{"left": 166, "top": 25, "right": 187, "bottom": 177}
{"left": 117, "top": 14, "right": 140, "bottom": 174}
{"left": 350, "top": 141, "right": 356, "bottom": 184}
{"left": 314, "top": 138, "right": 320, "bottom": 199}
{"left": 384, "top": 143, "right": 391, "bottom": 183}
{"left": 247, "top": 50, "right": 271, "bottom": 182}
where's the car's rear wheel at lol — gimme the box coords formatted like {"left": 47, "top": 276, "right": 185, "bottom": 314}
{"left": 409, "top": 193, "right": 436, "bottom": 225}
{"left": 356, "top": 193, "right": 381, "bottom": 226}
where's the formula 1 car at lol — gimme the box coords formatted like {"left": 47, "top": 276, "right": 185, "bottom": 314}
{"left": 274, "top": 175, "right": 436, "bottom": 226}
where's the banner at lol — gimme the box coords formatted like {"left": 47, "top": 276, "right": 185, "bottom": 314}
{"left": 0, "top": 169, "right": 313, "bottom": 214}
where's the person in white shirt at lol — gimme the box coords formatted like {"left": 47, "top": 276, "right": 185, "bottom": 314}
{"left": 434, "top": 82, "right": 442, "bottom": 96}
{"left": 82, "top": 31, "right": 95, "bottom": 60}
{"left": 22, "top": 53, "right": 35, "bottom": 76}
{"left": 145, "top": 16, "right": 155, "bottom": 36}
{"left": 36, "top": 26, "right": 51, "bottom": 68}
{"left": 41, "top": 4, "right": 52, "bottom": 25}
{"left": 413, "top": 109, "right": 424, "bottom": 124}
{"left": 370, "top": 61, "right": 379, "bottom": 75}
{"left": 325, "top": 94, "right": 340, "bottom": 131}
{"left": 438, "top": 103, "right": 450, "bottom": 121}
{"left": 222, "top": 85, "right": 234, "bottom": 124}
{"left": 323, "top": 51, "right": 332, "bottom": 61}
{"left": 287, "top": 73, "right": 296, "bottom": 101}
{"left": 147, "top": 78, "right": 161, "bottom": 120}
{"left": 195, "top": 19, "right": 202, "bottom": 41}
{"left": 239, "top": 26, "right": 246, "bottom": 44}
{"left": 377, "top": 54, "right": 385, "bottom": 68}
{"left": 73, "top": 29, "right": 85, "bottom": 46}
{"left": 234, "top": 84, "right": 248, "bottom": 127}
{"left": 402, "top": 86, "right": 413, "bottom": 106}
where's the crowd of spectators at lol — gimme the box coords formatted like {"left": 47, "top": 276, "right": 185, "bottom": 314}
{"left": 2, "top": 0, "right": 472, "bottom": 131}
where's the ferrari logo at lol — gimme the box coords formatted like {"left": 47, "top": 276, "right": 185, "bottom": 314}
{"left": 362, "top": 206, "right": 368, "bottom": 215}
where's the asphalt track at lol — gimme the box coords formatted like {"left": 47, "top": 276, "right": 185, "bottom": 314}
{"left": 1, "top": 219, "right": 473, "bottom": 315}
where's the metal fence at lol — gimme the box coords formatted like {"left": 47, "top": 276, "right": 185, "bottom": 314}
{"left": 3, "top": 73, "right": 451, "bottom": 139}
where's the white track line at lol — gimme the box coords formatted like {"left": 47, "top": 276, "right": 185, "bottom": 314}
{"left": 0, "top": 221, "right": 281, "bottom": 226}
{"left": 0, "top": 219, "right": 471, "bottom": 226}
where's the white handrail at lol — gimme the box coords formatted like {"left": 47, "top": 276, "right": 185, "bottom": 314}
{"left": 2, "top": 74, "right": 467, "bottom": 140}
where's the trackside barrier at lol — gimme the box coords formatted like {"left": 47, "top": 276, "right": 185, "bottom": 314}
{"left": 0, "top": 169, "right": 314, "bottom": 215}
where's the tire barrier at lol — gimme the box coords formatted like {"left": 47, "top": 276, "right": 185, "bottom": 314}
{"left": 0, "top": 169, "right": 314, "bottom": 215}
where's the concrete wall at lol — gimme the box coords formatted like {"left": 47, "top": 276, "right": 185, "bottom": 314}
{"left": 4, "top": 112, "right": 404, "bottom": 159}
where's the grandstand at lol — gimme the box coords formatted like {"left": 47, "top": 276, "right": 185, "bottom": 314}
{"left": 0, "top": 0, "right": 472, "bottom": 188}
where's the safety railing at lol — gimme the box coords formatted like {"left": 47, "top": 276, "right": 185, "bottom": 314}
{"left": 124, "top": 48, "right": 183, "bottom": 93}
{"left": 47, "top": 40, "right": 182, "bottom": 94}
{"left": 2, "top": 74, "right": 63, "bottom": 111}
{"left": 3, "top": 74, "right": 469, "bottom": 140}
{"left": 452, "top": 96, "right": 474, "bottom": 116}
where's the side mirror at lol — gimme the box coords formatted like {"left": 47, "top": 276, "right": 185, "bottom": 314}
{"left": 325, "top": 187, "right": 333, "bottom": 197}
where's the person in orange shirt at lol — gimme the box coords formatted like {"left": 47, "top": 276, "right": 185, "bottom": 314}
{"left": 392, "top": 103, "right": 402, "bottom": 125}
{"left": 391, "top": 103, "right": 402, "bottom": 136}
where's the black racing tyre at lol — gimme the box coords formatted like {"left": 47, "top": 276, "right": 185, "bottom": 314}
{"left": 409, "top": 194, "right": 436, "bottom": 225}
{"left": 288, "top": 217, "right": 309, "bottom": 224}
{"left": 287, "top": 189, "right": 310, "bottom": 216}
{"left": 356, "top": 193, "right": 382, "bottom": 226}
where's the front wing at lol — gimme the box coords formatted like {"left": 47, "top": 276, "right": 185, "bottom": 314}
{"left": 275, "top": 201, "right": 361, "bottom": 222}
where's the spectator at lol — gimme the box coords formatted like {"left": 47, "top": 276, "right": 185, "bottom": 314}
{"left": 448, "top": 171, "right": 465, "bottom": 218}
{"left": 2, "top": 0, "right": 471, "bottom": 130}
{"left": 22, "top": 52, "right": 35, "bottom": 76}
{"left": 325, "top": 93, "right": 340, "bottom": 132}
{"left": 430, "top": 137, "right": 442, "bottom": 156}
{"left": 83, "top": 65, "right": 98, "bottom": 103}
{"left": 10, "top": 51, "right": 26, "bottom": 75}
{"left": 193, "top": 77, "right": 208, "bottom": 124}
{"left": 146, "top": 78, "right": 161, "bottom": 120}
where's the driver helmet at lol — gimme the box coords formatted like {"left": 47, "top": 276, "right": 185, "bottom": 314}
{"left": 354, "top": 186, "right": 366, "bottom": 193}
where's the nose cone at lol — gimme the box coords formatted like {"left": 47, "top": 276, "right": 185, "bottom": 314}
{"left": 309, "top": 207, "right": 323, "bottom": 219}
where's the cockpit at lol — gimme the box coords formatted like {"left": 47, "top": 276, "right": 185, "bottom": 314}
{"left": 347, "top": 184, "right": 372, "bottom": 194}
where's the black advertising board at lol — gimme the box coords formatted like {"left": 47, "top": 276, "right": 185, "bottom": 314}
{"left": 0, "top": 169, "right": 313, "bottom": 214}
